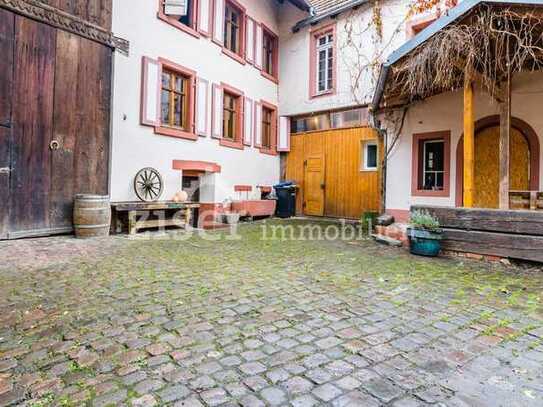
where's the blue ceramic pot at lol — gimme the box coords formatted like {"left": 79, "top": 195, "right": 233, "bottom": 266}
{"left": 407, "top": 227, "right": 442, "bottom": 257}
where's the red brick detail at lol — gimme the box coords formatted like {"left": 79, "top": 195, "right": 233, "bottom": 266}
{"left": 172, "top": 160, "right": 221, "bottom": 173}
{"left": 376, "top": 223, "right": 409, "bottom": 248}
{"left": 234, "top": 185, "right": 253, "bottom": 192}
{"left": 385, "top": 209, "right": 410, "bottom": 223}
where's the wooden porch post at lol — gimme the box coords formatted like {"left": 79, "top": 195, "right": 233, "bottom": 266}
{"left": 463, "top": 75, "right": 475, "bottom": 207}
{"left": 499, "top": 71, "right": 511, "bottom": 209}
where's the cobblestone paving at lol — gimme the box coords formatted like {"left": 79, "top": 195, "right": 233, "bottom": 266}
{"left": 0, "top": 220, "right": 542, "bottom": 406}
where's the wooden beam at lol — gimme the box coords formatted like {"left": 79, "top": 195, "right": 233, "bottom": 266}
{"left": 499, "top": 71, "right": 511, "bottom": 209}
{"left": 463, "top": 76, "right": 475, "bottom": 208}
{"left": 412, "top": 205, "right": 543, "bottom": 236}
{"left": 441, "top": 228, "right": 543, "bottom": 263}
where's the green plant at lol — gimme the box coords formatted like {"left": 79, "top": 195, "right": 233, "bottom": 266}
{"left": 360, "top": 211, "right": 378, "bottom": 232}
{"left": 409, "top": 210, "right": 440, "bottom": 231}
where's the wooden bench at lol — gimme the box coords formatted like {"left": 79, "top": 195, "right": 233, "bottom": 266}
{"left": 509, "top": 191, "right": 543, "bottom": 211}
{"left": 111, "top": 202, "right": 200, "bottom": 235}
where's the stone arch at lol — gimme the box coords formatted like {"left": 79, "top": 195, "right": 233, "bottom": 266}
{"left": 455, "top": 115, "right": 540, "bottom": 206}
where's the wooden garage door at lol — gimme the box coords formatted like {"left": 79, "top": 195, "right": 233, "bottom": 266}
{"left": 286, "top": 127, "right": 381, "bottom": 219}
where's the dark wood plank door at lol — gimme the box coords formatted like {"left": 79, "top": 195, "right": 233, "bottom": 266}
{"left": 50, "top": 31, "right": 111, "bottom": 229}
{"left": 0, "top": 9, "right": 15, "bottom": 239}
{"left": 9, "top": 16, "right": 57, "bottom": 238}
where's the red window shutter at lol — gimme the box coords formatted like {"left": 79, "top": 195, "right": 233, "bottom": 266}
{"left": 211, "top": 83, "right": 223, "bottom": 139}
{"left": 277, "top": 116, "right": 291, "bottom": 152}
{"left": 195, "top": 77, "right": 209, "bottom": 137}
{"left": 254, "top": 102, "right": 262, "bottom": 147}
{"left": 213, "top": 0, "right": 225, "bottom": 45}
{"left": 243, "top": 97, "right": 253, "bottom": 146}
{"left": 255, "top": 23, "right": 263, "bottom": 70}
{"left": 141, "top": 56, "right": 161, "bottom": 127}
{"left": 198, "top": 0, "right": 212, "bottom": 36}
{"left": 245, "top": 17, "right": 255, "bottom": 64}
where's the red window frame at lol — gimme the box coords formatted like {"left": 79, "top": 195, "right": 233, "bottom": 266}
{"left": 222, "top": 0, "right": 247, "bottom": 65}
{"left": 157, "top": 0, "right": 201, "bottom": 39}
{"left": 220, "top": 82, "right": 244, "bottom": 150}
{"left": 411, "top": 131, "right": 451, "bottom": 197}
{"left": 155, "top": 58, "right": 198, "bottom": 141}
{"left": 259, "top": 100, "right": 278, "bottom": 156}
{"left": 309, "top": 22, "right": 337, "bottom": 99}
{"left": 261, "top": 24, "right": 279, "bottom": 83}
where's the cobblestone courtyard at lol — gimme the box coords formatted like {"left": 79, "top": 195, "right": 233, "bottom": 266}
{"left": 1, "top": 220, "right": 542, "bottom": 407}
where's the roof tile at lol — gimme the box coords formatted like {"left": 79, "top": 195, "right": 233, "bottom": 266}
{"left": 309, "top": 0, "right": 355, "bottom": 14}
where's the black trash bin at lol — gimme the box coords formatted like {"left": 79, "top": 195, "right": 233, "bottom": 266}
{"left": 274, "top": 182, "right": 297, "bottom": 218}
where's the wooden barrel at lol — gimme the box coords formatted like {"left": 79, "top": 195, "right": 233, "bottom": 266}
{"left": 73, "top": 195, "right": 111, "bottom": 238}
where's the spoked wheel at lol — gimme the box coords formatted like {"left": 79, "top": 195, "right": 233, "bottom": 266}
{"left": 134, "top": 167, "right": 164, "bottom": 202}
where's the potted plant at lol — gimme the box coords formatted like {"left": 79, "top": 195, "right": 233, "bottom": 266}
{"left": 360, "top": 211, "right": 378, "bottom": 234}
{"left": 408, "top": 210, "right": 443, "bottom": 257}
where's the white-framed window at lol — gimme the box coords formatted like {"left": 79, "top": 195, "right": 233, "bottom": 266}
{"left": 422, "top": 139, "right": 445, "bottom": 190}
{"left": 362, "top": 141, "right": 378, "bottom": 171}
{"left": 316, "top": 33, "right": 334, "bottom": 94}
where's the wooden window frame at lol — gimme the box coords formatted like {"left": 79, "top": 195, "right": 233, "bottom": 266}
{"left": 411, "top": 131, "right": 451, "bottom": 197}
{"left": 158, "top": 0, "right": 201, "bottom": 39}
{"left": 261, "top": 24, "right": 279, "bottom": 83}
{"left": 219, "top": 82, "right": 244, "bottom": 150}
{"left": 309, "top": 22, "right": 337, "bottom": 99}
{"left": 259, "top": 100, "right": 278, "bottom": 156}
{"left": 155, "top": 58, "right": 198, "bottom": 141}
{"left": 222, "top": 0, "right": 246, "bottom": 65}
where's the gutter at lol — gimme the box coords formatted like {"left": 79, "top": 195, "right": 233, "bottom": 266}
{"left": 292, "top": 0, "right": 369, "bottom": 32}
{"left": 288, "top": 0, "right": 312, "bottom": 12}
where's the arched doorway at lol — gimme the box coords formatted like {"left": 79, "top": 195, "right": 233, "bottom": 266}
{"left": 456, "top": 116, "right": 540, "bottom": 208}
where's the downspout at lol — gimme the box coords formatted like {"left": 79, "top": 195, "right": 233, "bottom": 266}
{"left": 369, "top": 64, "right": 390, "bottom": 214}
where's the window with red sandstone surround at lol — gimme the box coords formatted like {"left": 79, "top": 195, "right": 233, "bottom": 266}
{"left": 412, "top": 131, "right": 451, "bottom": 197}
{"left": 262, "top": 26, "right": 278, "bottom": 81}
{"left": 309, "top": 23, "right": 336, "bottom": 98}
{"left": 223, "top": 91, "right": 240, "bottom": 141}
{"left": 223, "top": 0, "right": 246, "bottom": 63}
{"left": 220, "top": 84, "right": 244, "bottom": 149}
{"left": 259, "top": 101, "right": 277, "bottom": 155}
{"left": 154, "top": 58, "right": 197, "bottom": 141}
{"left": 161, "top": 69, "right": 190, "bottom": 131}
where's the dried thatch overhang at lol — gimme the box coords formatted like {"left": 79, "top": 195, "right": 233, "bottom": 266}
{"left": 372, "top": 0, "right": 543, "bottom": 210}
{"left": 372, "top": 0, "right": 543, "bottom": 110}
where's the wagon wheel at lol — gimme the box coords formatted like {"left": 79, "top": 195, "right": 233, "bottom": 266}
{"left": 134, "top": 167, "right": 164, "bottom": 202}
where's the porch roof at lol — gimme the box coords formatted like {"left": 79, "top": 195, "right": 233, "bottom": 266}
{"left": 372, "top": 0, "right": 543, "bottom": 109}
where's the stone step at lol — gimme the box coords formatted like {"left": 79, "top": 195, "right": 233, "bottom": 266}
{"left": 371, "top": 233, "right": 403, "bottom": 247}
{"left": 201, "top": 221, "right": 230, "bottom": 230}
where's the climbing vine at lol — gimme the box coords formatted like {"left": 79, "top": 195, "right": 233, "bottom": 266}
{"left": 341, "top": 0, "right": 454, "bottom": 107}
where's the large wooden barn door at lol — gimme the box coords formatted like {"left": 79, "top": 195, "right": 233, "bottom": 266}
{"left": 0, "top": 10, "right": 111, "bottom": 239}
{"left": 0, "top": 9, "right": 14, "bottom": 239}
{"left": 474, "top": 126, "right": 530, "bottom": 208}
{"left": 9, "top": 17, "right": 57, "bottom": 237}
{"left": 50, "top": 31, "right": 111, "bottom": 230}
